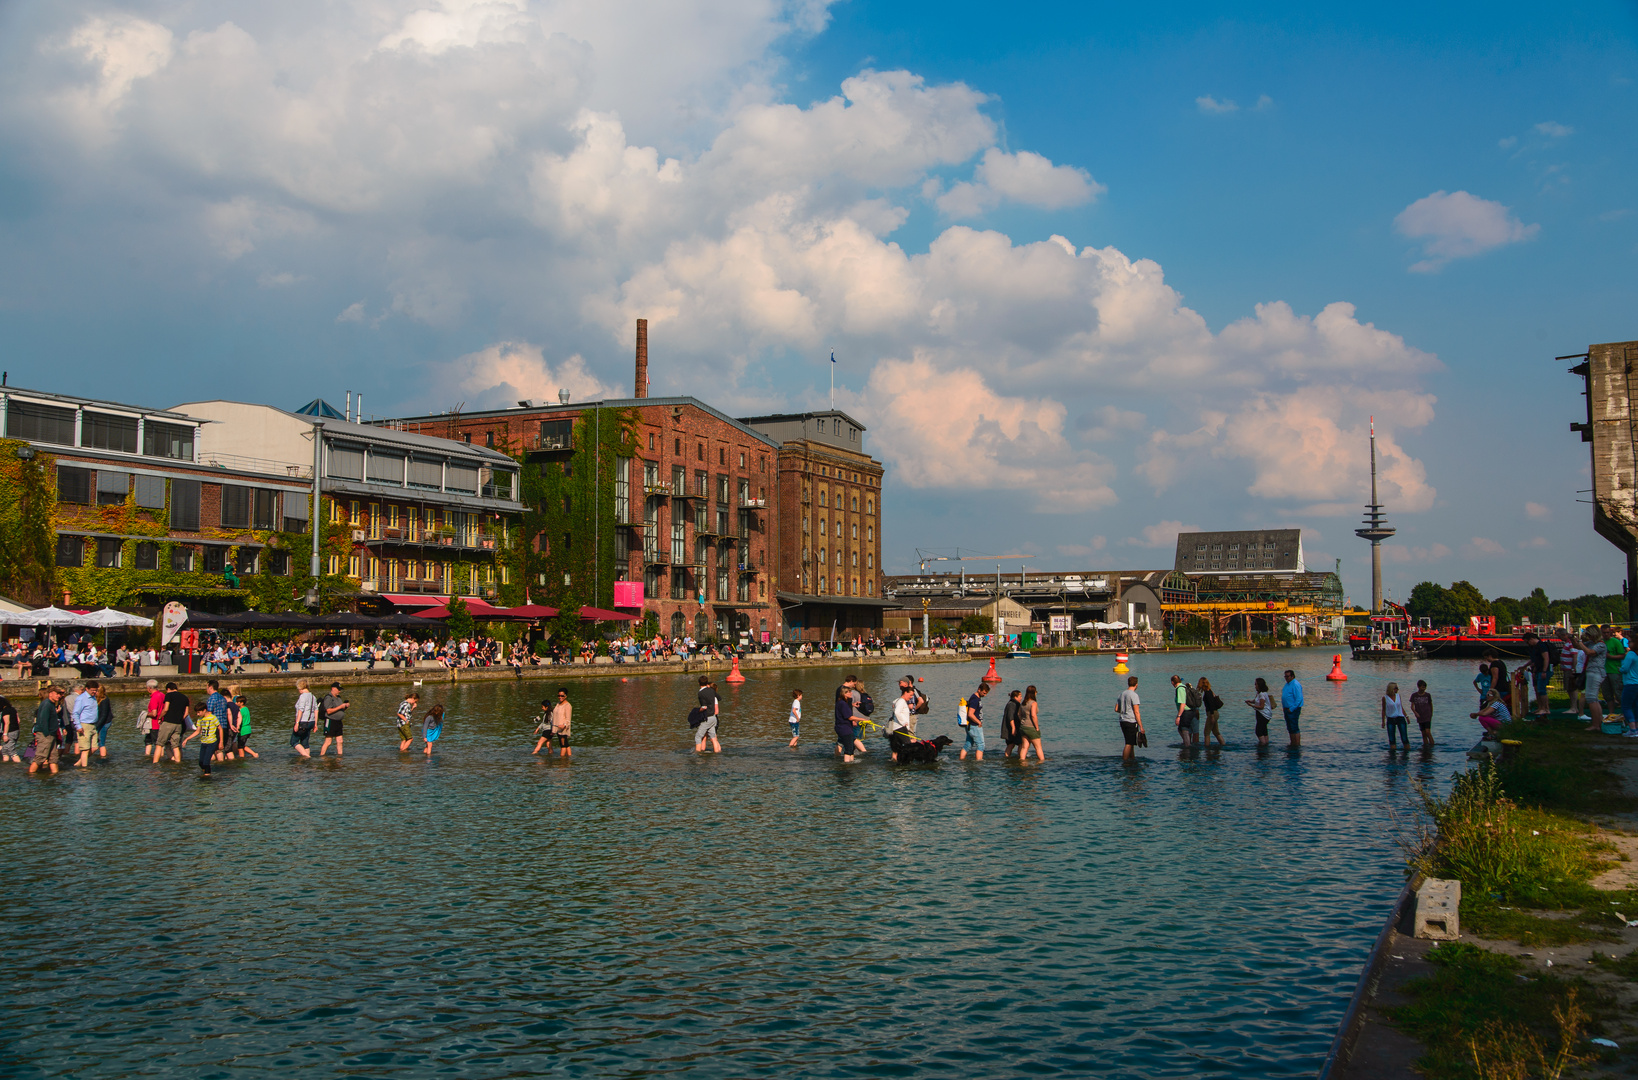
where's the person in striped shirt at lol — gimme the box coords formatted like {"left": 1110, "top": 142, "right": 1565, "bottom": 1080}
{"left": 396, "top": 691, "right": 420, "bottom": 752}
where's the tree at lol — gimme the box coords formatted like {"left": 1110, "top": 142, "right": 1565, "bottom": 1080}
{"left": 447, "top": 595, "right": 475, "bottom": 641}
{"left": 958, "top": 614, "right": 993, "bottom": 635}
{"left": 1406, "top": 582, "right": 1457, "bottom": 626}
{"left": 1447, "top": 581, "right": 1491, "bottom": 620}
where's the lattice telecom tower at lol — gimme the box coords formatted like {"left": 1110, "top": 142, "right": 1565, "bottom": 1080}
{"left": 1354, "top": 417, "right": 1395, "bottom": 613}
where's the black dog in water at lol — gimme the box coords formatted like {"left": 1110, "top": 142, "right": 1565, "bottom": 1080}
{"left": 888, "top": 732, "right": 953, "bottom": 763}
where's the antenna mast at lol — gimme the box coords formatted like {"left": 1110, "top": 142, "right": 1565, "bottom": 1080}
{"left": 1354, "top": 417, "right": 1395, "bottom": 613}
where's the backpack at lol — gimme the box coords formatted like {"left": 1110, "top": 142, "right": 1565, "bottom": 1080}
{"left": 1184, "top": 683, "right": 1203, "bottom": 710}
{"left": 857, "top": 693, "right": 875, "bottom": 717}
{"left": 956, "top": 696, "right": 968, "bottom": 726}
{"left": 913, "top": 692, "right": 930, "bottom": 716}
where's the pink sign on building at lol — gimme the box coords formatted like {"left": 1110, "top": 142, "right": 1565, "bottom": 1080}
{"left": 613, "top": 580, "right": 644, "bottom": 608}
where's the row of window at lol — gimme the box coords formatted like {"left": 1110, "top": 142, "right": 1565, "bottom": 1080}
{"left": 56, "top": 535, "right": 287, "bottom": 575}
{"left": 800, "top": 571, "right": 874, "bottom": 597}
{"left": 325, "top": 444, "right": 513, "bottom": 499}
{"left": 335, "top": 500, "right": 489, "bottom": 544}
{"left": 646, "top": 433, "right": 768, "bottom": 474}
{"left": 807, "top": 487, "right": 874, "bottom": 514}
{"left": 804, "top": 517, "right": 872, "bottom": 542}
{"left": 58, "top": 466, "right": 308, "bottom": 533}
{"left": 643, "top": 565, "right": 761, "bottom": 604}
{"left": 1195, "top": 541, "right": 1281, "bottom": 552}
{"left": 806, "top": 462, "right": 877, "bottom": 486}
{"left": 7, "top": 400, "right": 194, "bottom": 460}
{"left": 806, "top": 547, "right": 872, "bottom": 569}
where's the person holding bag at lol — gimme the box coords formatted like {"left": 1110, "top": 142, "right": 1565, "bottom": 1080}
{"left": 1245, "top": 678, "right": 1273, "bottom": 747}
{"left": 1197, "top": 677, "right": 1224, "bottom": 747}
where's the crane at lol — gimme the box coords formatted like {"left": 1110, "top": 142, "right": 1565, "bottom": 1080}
{"left": 912, "top": 549, "right": 1035, "bottom": 647}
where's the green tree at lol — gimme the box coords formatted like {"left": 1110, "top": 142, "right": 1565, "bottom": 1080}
{"left": 1447, "top": 580, "right": 1491, "bottom": 620}
{"left": 1406, "top": 581, "right": 1457, "bottom": 626}
{"left": 958, "top": 614, "right": 994, "bottom": 635}
{"left": 447, "top": 595, "right": 475, "bottom": 640}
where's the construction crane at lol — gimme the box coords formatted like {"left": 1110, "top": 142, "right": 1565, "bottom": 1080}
{"left": 912, "top": 549, "right": 1035, "bottom": 647}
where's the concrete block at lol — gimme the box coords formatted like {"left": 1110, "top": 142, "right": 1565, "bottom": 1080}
{"left": 1414, "top": 878, "right": 1460, "bottom": 940}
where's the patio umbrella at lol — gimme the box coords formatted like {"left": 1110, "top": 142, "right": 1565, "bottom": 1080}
{"left": 502, "top": 604, "right": 560, "bottom": 619}
{"left": 579, "top": 606, "right": 639, "bottom": 621}
{"left": 13, "top": 605, "right": 93, "bottom": 627}
{"left": 77, "top": 608, "right": 155, "bottom": 628}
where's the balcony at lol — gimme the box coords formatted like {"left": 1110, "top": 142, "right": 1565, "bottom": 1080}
{"left": 739, "top": 496, "right": 767, "bottom": 509}
{"left": 643, "top": 481, "right": 673, "bottom": 498}
{"left": 531, "top": 431, "right": 573, "bottom": 452}
{"left": 644, "top": 549, "right": 669, "bottom": 566}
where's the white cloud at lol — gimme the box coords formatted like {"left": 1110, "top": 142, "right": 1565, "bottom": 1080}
{"left": 1127, "top": 521, "right": 1198, "bottom": 549}
{"left": 1253, "top": 94, "right": 1272, "bottom": 111}
{"left": 1196, "top": 95, "right": 1237, "bottom": 114}
{"left": 936, "top": 147, "right": 1103, "bottom": 218}
{"left": 1464, "top": 536, "right": 1505, "bottom": 556}
{"left": 1382, "top": 542, "right": 1451, "bottom": 563}
{"left": 443, "top": 341, "right": 617, "bottom": 411}
{"left": 1056, "top": 535, "right": 1107, "bottom": 559}
{"left": 1534, "top": 121, "right": 1573, "bottom": 138}
{"left": 335, "top": 301, "right": 367, "bottom": 323}
{"left": 1394, "top": 190, "right": 1539, "bottom": 272}
{"left": 1078, "top": 405, "right": 1146, "bottom": 441}
{"left": 1525, "top": 501, "right": 1549, "bottom": 519}
{"left": 257, "top": 271, "right": 306, "bottom": 288}
{"left": 1520, "top": 536, "right": 1550, "bottom": 548}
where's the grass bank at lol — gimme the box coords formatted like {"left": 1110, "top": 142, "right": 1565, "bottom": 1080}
{"left": 1389, "top": 710, "right": 1638, "bottom": 1077}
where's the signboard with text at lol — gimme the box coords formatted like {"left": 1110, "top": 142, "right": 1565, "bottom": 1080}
{"left": 613, "top": 580, "right": 644, "bottom": 608}
{"left": 1049, "top": 615, "right": 1072, "bottom": 632}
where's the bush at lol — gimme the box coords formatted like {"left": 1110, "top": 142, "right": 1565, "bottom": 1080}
{"left": 958, "top": 614, "right": 993, "bottom": 635}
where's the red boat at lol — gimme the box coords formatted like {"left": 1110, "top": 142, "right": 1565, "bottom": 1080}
{"left": 1348, "top": 613, "right": 1542, "bottom": 660}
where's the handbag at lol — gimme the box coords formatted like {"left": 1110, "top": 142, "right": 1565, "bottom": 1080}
{"left": 1137, "top": 728, "right": 1148, "bottom": 747}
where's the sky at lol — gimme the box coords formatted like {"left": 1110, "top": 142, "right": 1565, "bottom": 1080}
{"left": 1, "top": 0, "right": 1635, "bottom": 605}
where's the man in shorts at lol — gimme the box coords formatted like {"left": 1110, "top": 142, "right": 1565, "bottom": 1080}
{"left": 143, "top": 678, "right": 164, "bottom": 759}
{"left": 1409, "top": 679, "right": 1434, "bottom": 749}
{"left": 1281, "top": 669, "right": 1304, "bottom": 747}
{"left": 319, "top": 682, "right": 348, "bottom": 757}
{"left": 1524, "top": 631, "right": 1554, "bottom": 719}
{"left": 70, "top": 681, "right": 99, "bottom": 767}
{"left": 27, "top": 684, "right": 65, "bottom": 775}
{"left": 1117, "top": 675, "right": 1143, "bottom": 760}
{"left": 154, "top": 682, "right": 190, "bottom": 764}
{"left": 694, "top": 675, "right": 721, "bottom": 753}
{"left": 549, "top": 686, "right": 572, "bottom": 758}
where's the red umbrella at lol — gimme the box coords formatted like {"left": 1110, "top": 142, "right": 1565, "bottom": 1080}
{"left": 408, "top": 599, "right": 512, "bottom": 620}
{"left": 503, "top": 604, "right": 560, "bottom": 619}
{"left": 579, "top": 605, "right": 639, "bottom": 621}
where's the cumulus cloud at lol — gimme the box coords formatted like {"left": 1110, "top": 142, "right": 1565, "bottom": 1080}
{"left": 935, "top": 147, "right": 1103, "bottom": 218}
{"left": 0, "top": 1, "right": 1443, "bottom": 525}
{"left": 1382, "top": 542, "right": 1451, "bottom": 563}
{"left": 1534, "top": 121, "right": 1573, "bottom": 138}
{"left": 1519, "top": 536, "right": 1550, "bottom": 548}
{"left": 1464, "top": 536, "right": 1505, "bottom": 556}
{"left": 1196, "top": 95, "right": 1238, "bottom": 114}
{"left": 1127, "top": 521, "right": 1198, "bottom": 549}
{"left": 1394, "top": 190, "right": 1539, "bottom": 272}
{"left": 1525, "top": 501, "right": 1549, "bottom": 519}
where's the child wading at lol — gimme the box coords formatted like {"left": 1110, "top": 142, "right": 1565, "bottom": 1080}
{"left": 530, "top": 697, "right": 552, "bottom": 755}
{"left": 234, "top": 695, "right": 258, "bottom": 758}
{"left": 1381, "top": 681, "right": 1409, "bottom": 749}
{"left": 397, "top": 691, "right": 421, "bottom": 751}
{"left": 549, "top": 687, "right": 572, "bottom": 757}
{"left": 1409, "top": 680, "right": 1433, "bottom": 749}
{"left": 422, "top": 704, "right": 445, "bottom": 757}
{"left": 187, "top": 702, "right": 220, "bottom": 777}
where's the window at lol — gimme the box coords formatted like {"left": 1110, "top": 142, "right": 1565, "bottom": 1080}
{"left": 134, "top": 542, "right": 157, "bottom": 570}
{"left": 134, "top": 474, "right": 165, "bottom": 509}
{"left": 670, "top": 568, "right": 685, "bottom": 600}
{"left": 408, "top": 457, "right": 442, "bottom": 490}
{"left": 697, "top": 442, "right": 704, "bottom": 460}
{"left": 539, "top": 419, "right": 572, "bottom": 451}
{"left": 615, "top": 457, "right": 630, "bottom": 523}
{"left": 759, "top": 456, "right": 765, "bottom": 472}
{"left": 738, "top": 478, "right": 749, "bottom": 506}
{"left": 719, "top": 447, "right": 725, "bottom": 465}
{"left": 737, "top": 573, "right": 749, "bottom": 603}
{"left": 867, "top": 553, "right": 874, "bottom": 569}
{"left": 96, "top": 470, "right": 129, "bottom": 506}
{"left": 144, "top": 421, "right": 193, "bottom": 461}
{"left": 234, "top": 548, "right": 257, "bottom": 575}
{"left": 171, "top": 545, "right": 194, "bottom": 572}
{"left": 445, "top": 464, "right": 479, "bottom": 494}
{"left": 203, "top": 547, "right": 226, "bottom": 573}
{"left": 484, "top": 431, "right": 494, "bottom": 448}
{"left": 716, "top": 474, "right": 728, "bottom": 503}
{"left": 817, "top": 419, "right": 826, "bottom": 433}
{"left": 367, "top": 451, "right": 405, "bottom": 485}
{"left": 221, "top": 485, "right": 252, "bottom": 527}
{"left": 57, "top": 465, "right": 91, "bottom": 504}
{"left": 253, "top": 489, "right": 278, "bottom": 530}
{"left": 673, "top": 465, "right": 685, "bottom": 493}
{"left": 867, "top": 525, "right": 873, "bottom": 542}
{"left": 55, "top": 534, "right": 83, "bottom": 567}
{"left": 266, "top": 549, "right": 290, "bottom": 576}
{"left": 671, "top": 521, "right": 685, "bottom": 564}
{"left": 738, "top": 452, "right": 745, "bottom": 468}
{"left": 283, "top": 493, "right": 309, "bottom": 534}
{"left": 674, "top": 437, "right": 681, "bottom": 455}
{"left": 649, "top": 433, "right": 655, "bottom": 451}
{"left": 327, "top": 445, "right": 365, "bottom": 480}
{"left": 819, "top": 519, "right": 826, "bottom": 537}
{"left": 866, "top": 498, "right": 873, "bottom": 514}
{"left": 851, "top": 523, "right": 857, "bottom": 540}
{"left": 80, "top": 411, "right": 140, "bottom": 453}
{"left": 483, "top": 470, "right": 514, "bottom": 500}
{"left": 8, "top": 401, "right": 76, "bottom": 444}
{"left": 170, "top": 478, "right": 200, "bottom": 530}
{"left": 818, "top": 547, "right": 827, "bottom": 564}
{"left": 695, "top": 469, "right": 707, "bottom": 497}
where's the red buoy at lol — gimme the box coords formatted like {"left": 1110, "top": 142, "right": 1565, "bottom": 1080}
{"left": 725, "top": 656, "right": 746, "bottom": 683}
{"left": 981, "top": 657, "right": 1003, "bottom": 683}
{"left": 1326, "top": 654, "right": 1347, "bottom": 681}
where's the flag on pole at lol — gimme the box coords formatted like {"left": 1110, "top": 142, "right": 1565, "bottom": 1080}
{"left": 830, "top": 351, "right": 835, "bottom": 365}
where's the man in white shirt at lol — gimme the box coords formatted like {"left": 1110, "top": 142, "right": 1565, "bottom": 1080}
{"left": 887, "top": 685, "right": 917, "bottom": 761}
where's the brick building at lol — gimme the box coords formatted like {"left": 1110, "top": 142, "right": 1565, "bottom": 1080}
{"left": 387, "top": 321, "right": 785, "bottom": 641}
{"left": 0, "top": 386, "right": 315, "bottom": 610}
{"left": 737, "top": 410, "right": 893, "bottom": 639}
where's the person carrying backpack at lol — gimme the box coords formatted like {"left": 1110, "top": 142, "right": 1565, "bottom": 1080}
{"left": 1001, "top": 689, "right": 1023, "bottom": 758}
{"left": 1172, "top": 675, "right": 1200, "bottom": 747}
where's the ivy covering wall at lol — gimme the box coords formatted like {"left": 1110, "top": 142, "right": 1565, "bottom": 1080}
{"left": 498, "top": 408, "right": 638, "bottom": 629}
{"left": 0, "top": 438, "right": 58, "bottom": 605}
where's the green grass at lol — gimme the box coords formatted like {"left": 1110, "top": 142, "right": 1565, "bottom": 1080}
{"left": 1391, "top": 943, "right": 1615, "bottom": 1080}
{"left": 1590, "top": 948, "right": 1638, "bottom": 981}
{"left": 1461, "top": 900, "right": 1620, "bottom": 946}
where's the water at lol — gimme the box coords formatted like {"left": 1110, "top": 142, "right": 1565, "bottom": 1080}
{"left": 1, "top": 652, "right": 1490, "bottom": 1077}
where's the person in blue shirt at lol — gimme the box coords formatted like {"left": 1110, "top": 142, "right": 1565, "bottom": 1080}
{"left": 203, "top": 680, "right": 231, "bottom": 764}
{"left": 1620, "top": 642, "right": 1638, "bottom": 737}
{"left": 1281, "top": 670, "right": 1304, "bottom": 747}
{"left": 70, "top": 681, "right": 100, "bottom": 767}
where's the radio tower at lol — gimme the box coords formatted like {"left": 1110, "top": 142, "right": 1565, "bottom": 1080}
{"left": 1355, "top": 417, "right": 1395, "bottom": 613}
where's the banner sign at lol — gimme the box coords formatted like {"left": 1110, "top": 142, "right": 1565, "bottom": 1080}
{"left": 1049, "top": 615, "right": 1072, "bottom": 632}
{"left": 613, "top": 580, "right": 644, "bottom": 608}
{"left": 160, "top": 601, "right": 188, "bottom": 647}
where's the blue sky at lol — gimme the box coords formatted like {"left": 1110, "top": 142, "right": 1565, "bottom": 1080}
{"left": 0, "top": 1, "right": 1634, "bottom": 604}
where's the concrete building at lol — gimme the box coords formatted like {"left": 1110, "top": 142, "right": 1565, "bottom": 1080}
{"left": 0, "top": 386, "right": 314, "bottom": 609}
{"left": 384, "top": 321, "right": 784, "bottom": 641}
{"left": 737, "top": 409, "right": 892, "bottom": 640}
{"left": 1568, "top": 340, "right": 1638, "bottom": 619}
{"left": 175, "top": 399, "right": 523, "bottom": 602}
{"left": 1174, "top": 529, "right": 1304, "bottom": 575}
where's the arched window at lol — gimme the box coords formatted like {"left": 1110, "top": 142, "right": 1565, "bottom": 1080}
{"left": 866, "top": 498, "right": 873, "bottom": 514}
{"left": 867, "top": 553, "right": 873, "bottom": 569}
{"left": 819, "top": 490, "right": 827, "bottom": 507}
{"left": 867, "top": 578, "right": 874, "bottom": 596}
{"left": 819, "top": 519, "right": 826, "bottom": 536}
{"left": 670, "top": 611, "right": 684, "bottom": 637}
{"left": 694, "top": 612, "right": 708, "bottom": 638}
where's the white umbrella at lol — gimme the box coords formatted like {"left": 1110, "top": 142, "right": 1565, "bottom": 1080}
{"left": 1075, "top": 620, "right": 1100, "bottom": 630}
{"left": 1104, "top": 621, "right": 1129, "bottom": 630}
{"left": 12, "top": 606, "right": 91, "bottom": 627}
{"left": 78, "top": 608, "right": 154, "bottom": 628}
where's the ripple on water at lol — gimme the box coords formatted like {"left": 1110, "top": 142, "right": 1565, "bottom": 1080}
{"left": 1, "top": 652, "right": 1479, "bottom": 1077}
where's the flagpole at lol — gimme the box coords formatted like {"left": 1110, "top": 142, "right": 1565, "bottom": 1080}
{"left": 830, "top": 350, "right": 835, "bottom": 410}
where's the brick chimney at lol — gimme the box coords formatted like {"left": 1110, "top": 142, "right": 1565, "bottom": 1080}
{"left": 634, "top": 318, "right": 648, "bottom": 398}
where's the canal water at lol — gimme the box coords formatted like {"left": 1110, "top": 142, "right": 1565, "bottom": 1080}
{"left": 2, "top": 651, "right": 1491, "bottom": 1077}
